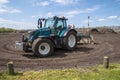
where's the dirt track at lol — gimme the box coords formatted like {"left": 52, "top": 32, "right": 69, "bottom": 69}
{"left": 0, "top": 33, "right": 120, "bottom": 71}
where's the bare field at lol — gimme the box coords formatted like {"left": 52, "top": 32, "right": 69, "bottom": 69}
{"left": 0, "top": 33, "right": 120, "bottom": 71}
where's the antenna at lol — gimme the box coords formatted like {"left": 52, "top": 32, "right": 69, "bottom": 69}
{"left": 88, "top": 16, "right": 90, "bottom": 34}
{"left": 88, "top": 16, "right": 90, "bottom": 28}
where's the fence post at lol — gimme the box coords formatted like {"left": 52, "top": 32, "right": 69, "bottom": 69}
{"left": 103, "top": 56, "right": 109, "bottom": 68}
{"left": 7, "top": 61, "right": 14, "bottom": 75}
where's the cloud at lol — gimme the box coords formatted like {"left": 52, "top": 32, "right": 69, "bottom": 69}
{"left": 51, "top": 0, "right": 78, "bottom": 5}
{"left": 63, "top": 6, "right": 100, "bottom": 18}
{"left": 31, "top": 15, "right": 36, "bottom": 18}
{"left": 98, "top": 18, "right": 107, "bottom": 22}
{"left": 66, "top": 5, "right": 100, "bottom": 15}
{"left": 118, "top": 18, "right": 120, "bottom": 20}
{"left": 0, "top": 0, "right": 22, "bottom": 14}
{"left": 43, "top": 10, "right": 80, "bottom": 18}
{"left": 0, "top": 0, "right": 9, "bottom": 4}
{"left": 82, "top": 6, "right": 100, "bottom": 13}
{"left": 108, "top": 16, "right": 118, "bottom": 19}
{"left": 0, "top": 18, "right": 35, "bottom": 29}
{"left": 0, "top": 6, "right": 22, "bottom": 14}
{"left": 32, "top": 5, "right": 100, "bottom": 18}
{"left": 32, "top": 12, "right": 54, "bottom": 18}
{"left": 98, "top": 16, "right": 119, "bottom": 22}
{"left": 33, "top": 0, "right": 77, "bottom": 6}
{"left": 46, "top": 12, "right": 54, "bottom": 17}
{"left": 36, "top": 1, "right": 50, "bottom": 6}
{"left": 65, "top": 10, "right": 80, "bottom": 17}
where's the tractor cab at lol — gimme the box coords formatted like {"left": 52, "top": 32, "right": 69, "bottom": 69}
{"left": 37, "top": 16, "right": 68, "bottom": 36}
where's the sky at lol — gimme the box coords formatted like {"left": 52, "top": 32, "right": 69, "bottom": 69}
{"left": 0, "top": 0, "right": 120, "bottom": 29}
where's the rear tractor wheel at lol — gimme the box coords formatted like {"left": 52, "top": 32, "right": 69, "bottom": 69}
{"left": 63, "top": 31, "right": 77, "bottom": 50}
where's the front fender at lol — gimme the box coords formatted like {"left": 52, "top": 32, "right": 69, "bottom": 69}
{"left": 28, "top": 30, "right": 39, "bottom": 42}
{"left": 37, "top": 36, "right": 55, "bottom": 47}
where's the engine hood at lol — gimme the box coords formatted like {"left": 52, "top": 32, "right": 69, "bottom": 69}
{"left": 28, "top": 28, "right": 51, "bottom": 42}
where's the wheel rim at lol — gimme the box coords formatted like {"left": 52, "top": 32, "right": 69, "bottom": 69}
{"left": 68, "top": 34, "right": 76, "bottom": 48}
{"left": 38, "top": 43, "right": 50, "bottom": 55}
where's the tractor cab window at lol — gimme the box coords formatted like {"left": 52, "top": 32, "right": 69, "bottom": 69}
{"left": 44, "top": 18, "right": 55, "bottom": 28}
{"left": 55, "top": 19, "right": 66, "bottom": 35}
{"left": 56, "top": 20, "right": 64, "bottom": 29}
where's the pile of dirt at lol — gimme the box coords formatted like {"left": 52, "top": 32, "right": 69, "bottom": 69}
{"left": 100, "top": 28, "right": 116, "bottom": 34}
{"left": 89, "top": 28, "right": 117, "bottom": 34}
{"left": 112, "top": 29, "right": 120, "bottom": 34}
{"left": 89, "top": 28, "right": 100, "bottom": 34}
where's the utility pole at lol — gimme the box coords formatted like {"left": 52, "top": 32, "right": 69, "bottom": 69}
{"left": 88, "top": 16, "right": 90, "bottom": 34}
{"left": 88, "top": 16, "right": 90, "bottom": 29}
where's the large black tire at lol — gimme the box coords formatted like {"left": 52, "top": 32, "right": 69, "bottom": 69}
{"left": 23, "top": 43, "right": 31, "bottom": 52}
{"left": 63, "top": 31, "right": 77, "bottom": 50}
{"left": 32, "top": 38, "right": 54, "bottom": 57}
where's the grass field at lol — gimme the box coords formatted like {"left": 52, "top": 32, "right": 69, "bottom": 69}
{"left": 0, "top": 27, "right": 18, "bottom": 33}
{"left": 0, "top": 63, "right": 120, "bottom": 80}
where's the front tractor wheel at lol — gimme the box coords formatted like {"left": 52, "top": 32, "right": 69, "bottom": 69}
{"left": 32, "top": 38, "right": 54, "bottom": 57}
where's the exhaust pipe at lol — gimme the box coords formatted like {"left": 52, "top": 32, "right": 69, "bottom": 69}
{"left": 22, "top": 33, "right": 24, "bottom": 42}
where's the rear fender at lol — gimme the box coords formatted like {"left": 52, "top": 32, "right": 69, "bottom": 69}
{"left": 63, "top": 29, "right": 77, "bottom": 37}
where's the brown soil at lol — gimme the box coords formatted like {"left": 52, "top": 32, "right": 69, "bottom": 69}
{"left": 0, "top": 33, "right": 120, "bottom": 71}
{"left": 89, "top": 28, "right": 117, "bottom": 34}
{"left": 89, "top": 28, "right": 99, "bottom": 33}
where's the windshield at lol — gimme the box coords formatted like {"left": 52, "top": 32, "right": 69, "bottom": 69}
{"left": 44, "top": 18, "right": 55, "bottom": 28}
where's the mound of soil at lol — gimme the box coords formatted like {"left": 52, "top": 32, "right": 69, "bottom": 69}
{"left": 89, "top": 28, "right": 117, "bottom": 34}
{"left": 100, "top": 28, "right": 116, "bottom": 34}
{"left": 89, "top": 28, "right": 100, "bottom": 34}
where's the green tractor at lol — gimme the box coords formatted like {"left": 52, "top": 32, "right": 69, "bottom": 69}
{"left": 16, "top": 16, "right": 94, "bottom": 57}
{"left": 16, "top": 16, "right": 78, "bottom": 57}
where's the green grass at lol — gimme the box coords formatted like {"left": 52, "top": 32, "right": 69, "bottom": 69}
{"left": 0, "top": 63, "right": 120, "bottom": 80}
{"left": 0, "top": 27, "right": 18, "bottom": 33}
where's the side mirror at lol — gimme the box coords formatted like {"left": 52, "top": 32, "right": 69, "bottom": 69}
{"left": 37, "top": 19, "right": 42, "bottom": 28}
{"left": 40, "top": 21, "right": 42, "bottom": 28}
